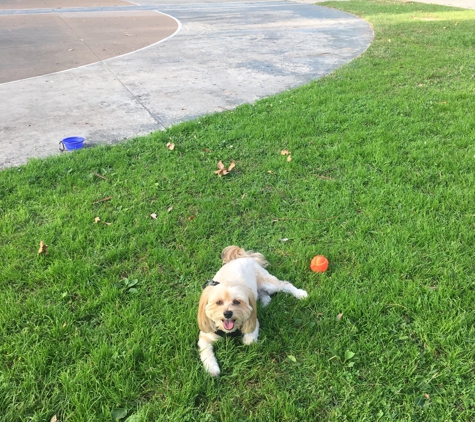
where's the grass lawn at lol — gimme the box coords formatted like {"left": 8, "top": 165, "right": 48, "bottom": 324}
{"left": 1, "top": 0, "right": 475, "bottom": 420}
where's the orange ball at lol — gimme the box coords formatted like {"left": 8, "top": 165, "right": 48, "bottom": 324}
{"left": 310, "top": 255, "right": 328, "bottom": 272}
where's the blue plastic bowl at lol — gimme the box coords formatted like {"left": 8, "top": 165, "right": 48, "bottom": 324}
{"left": 59, "top": 136, "right": 85, "bottom": 151}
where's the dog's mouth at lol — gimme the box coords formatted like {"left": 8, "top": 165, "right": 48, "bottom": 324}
{"left": 222, "top": 319, "right": 236, "bottom": 331}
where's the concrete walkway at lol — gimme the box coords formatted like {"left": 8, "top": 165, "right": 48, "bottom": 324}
{"left": 0, "top": 0, "right": 374, "bottom": 169}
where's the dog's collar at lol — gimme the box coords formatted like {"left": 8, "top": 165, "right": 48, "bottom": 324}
{"left": 202, "top": 279, "right": 220, "bottom": 289}
{"left": 215, "top": 329, "right": 243, "bottom": 338}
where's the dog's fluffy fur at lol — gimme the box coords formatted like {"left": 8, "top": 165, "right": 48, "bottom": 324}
{"left": 197, "top": 246, "right": 308, "bottom": 376}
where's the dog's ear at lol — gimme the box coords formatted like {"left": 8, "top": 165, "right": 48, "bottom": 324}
{"left": 241, "top": 293, "right": 257, "bottom": 334}
{"left": 198, "top": 289, "right": 215, "bottom": 333}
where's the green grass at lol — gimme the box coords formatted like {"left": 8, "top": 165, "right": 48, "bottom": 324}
{"left": 1, "top": 0, "right": 475, "bottom": 420}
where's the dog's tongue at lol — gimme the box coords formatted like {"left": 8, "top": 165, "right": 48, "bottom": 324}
{"left": 223, "top": 320, "right": 235, "bottom": 331}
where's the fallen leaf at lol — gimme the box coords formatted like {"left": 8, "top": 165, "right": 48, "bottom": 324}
{"left": 188, "top": 215, "right": 196, "bottom": 220}
{"left": 166, "top": 142, "right": 175, "bottom": 150}
{"left": 92, "top": 172, "right": 108, "bottom": 180}
{"left": 104, "top": 222, "right": 112, "bottom": 226}
{"left": 424, "top": 393, "right": 430, "bottom": 399}
{"left": 281, "top": 150, "right": 291, "bottom": 155}
{"left": 92, "top": 196, "right": 112, "bottom": 205}
{"left": 241, "top": 193, "right": 246, "bottom": 199}
{"left": 287, "top": 156, "right": 292, "bottom": 162}
{"left": 94, "top": 217, "right": 101, "bottom": 223}
{"left": 336, "top": 313, "right": 343, "bottom": 321}
{"left": 38, "top": 241, "right": 48, "bottom": 255}
{"left": 279, "top": 238, "right": 289, "bottom": 242}
{"left": 50, "top": 416, "right": 57, "bottom": 422}
{"left": 215, "top": 161, "right": 225, "bottom": 174}
{"left": 167, "top": 206, "right": 173, "bottom": 212}
{"left": 150, "top": 213, "right": 157, "bottom": 219}
{"left": 267, "top": 170, "right": 275, "bottom": 175}
{"left": 215, "top": 160, "right": 235, "bottom": 177}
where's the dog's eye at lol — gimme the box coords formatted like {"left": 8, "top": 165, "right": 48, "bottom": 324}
{"left": 216, "top": 300, "right": 223, "bottom": 306}
{"left": 232, "top": 300, "right": 240, "bottom": 305}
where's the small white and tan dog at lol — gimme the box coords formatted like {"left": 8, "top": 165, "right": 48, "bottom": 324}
{"left": 197, "top": 246, "right": 308, "bottom": 376}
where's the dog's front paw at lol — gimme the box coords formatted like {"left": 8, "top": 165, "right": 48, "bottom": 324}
{"left": 242, "top": 333, "right": 258, "bottom": 346}
{"left": 205, "top": 363, "right": 221, "bottom": 377}
{"left": 295, "top": 289, "right": 308, "bottom": 299}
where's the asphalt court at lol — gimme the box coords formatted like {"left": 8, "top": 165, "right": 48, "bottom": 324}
{"left": 0, "top": 0, "right": 133, "bottom": 8}
{"left": 0, "top": 7, "right": 178, "bottom": 83}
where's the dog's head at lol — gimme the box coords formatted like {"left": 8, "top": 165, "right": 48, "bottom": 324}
{"left": 198, "top": 283, "right": 257, "bottom": 334}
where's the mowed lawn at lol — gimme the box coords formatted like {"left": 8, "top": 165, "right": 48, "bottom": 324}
{"left": 1, "top": 0, "right": 475, "bottom": 420}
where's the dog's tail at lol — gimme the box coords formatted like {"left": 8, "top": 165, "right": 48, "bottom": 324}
{"left": 221, "top": 245, "right": 269, "bottom": 268}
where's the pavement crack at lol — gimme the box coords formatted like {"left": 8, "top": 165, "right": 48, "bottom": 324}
{"left": 101, "top": 61, "right": 166, "bottom": 130}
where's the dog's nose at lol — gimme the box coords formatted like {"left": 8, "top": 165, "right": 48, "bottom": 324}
{"left": 223, "top": 310, "right": 233, "bottom": 319}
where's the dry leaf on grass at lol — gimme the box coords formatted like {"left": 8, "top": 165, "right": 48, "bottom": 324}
{"left": 287, "top": 156, "right": 292, "bottom": 162}
{"left": 92, "top": 172, "right": 108, "bottom": 180}
{"left": 281, "top": 150, "right": 291, "bottom": 155}
{"left": 337, "top": 313, "right": 344, "bottom": 321}
{"left": 92, "top": 196, "right": 112, "bottom": 205}
{"left": 38, "top": 241, "right": 48, "bottom": 255}
{"left": 150, "top": 213, "right": 157, "bottom": 219}
{"left": 166, "top": 142, "right": 175, "bottom": 150}
{"left": 215, "top": 160, "right": 235, "bottom": 177}
{"left": 167, "top": 206, "right": 173, "bottom": 213}
{"left": 50, "top": 415, "right": 57, "bottom": 422}
{"left": 94, "top": 216, "right": 111, "bottom": 225}
{"left": 188, "top": 215, "right": 196, "bottom": 221}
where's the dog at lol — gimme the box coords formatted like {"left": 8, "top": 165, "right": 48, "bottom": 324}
{"left": 197, "top": 246, "right": 308, "bottom": 376}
